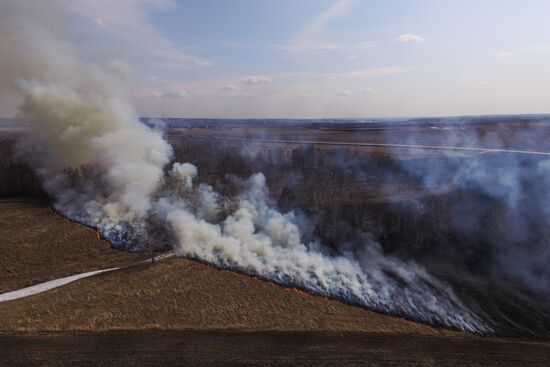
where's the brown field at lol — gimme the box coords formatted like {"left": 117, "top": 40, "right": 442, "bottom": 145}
{"left": 1, "top": 199, "right": 550, "bottom": 365}
{"left": 1, "top": 119, "right": 550, "bottom": 365}
{"left": 0, "top": 199, "right": 446, "bottom": 335}
{"left": 2, "top": 331, "right": 550, "bottom": 367}
{"left": 0, "top": 199, "right": 145, "bottom": 294}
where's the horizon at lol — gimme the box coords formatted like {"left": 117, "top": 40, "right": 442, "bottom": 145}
{"left": 3, "top": 113, "right": 550, "bottom": 122}
{"left": 2, "top": 0, "right": 550, "bottom": 118}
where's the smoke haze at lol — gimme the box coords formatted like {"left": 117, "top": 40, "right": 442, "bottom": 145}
{"left": 0, "top": 2, "right": 496, "bottom": 333}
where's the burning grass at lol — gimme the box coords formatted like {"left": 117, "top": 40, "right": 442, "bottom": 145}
{"left": 0, "top": 257, "right": 455, "bottom": 335}
{"left": 0, "top": 198, "right": 454, "bottom": 335}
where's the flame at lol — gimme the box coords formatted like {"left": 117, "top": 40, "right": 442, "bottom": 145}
{"left": 285, "top": 287, "right": 312, "bottom": 297}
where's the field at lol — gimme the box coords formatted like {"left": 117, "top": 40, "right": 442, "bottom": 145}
{"left": 1, "top": 200, "right": 550, "bottom": 365}
{"left": 0, "top": 200, "right": 446, "bottom": 334}
{"left": 1, "top": 118, "right": 550, "bottom": 365}
{"left": 3, "top": 331, "right": 550, "bottom": 367}
{"left": 0, "top": 199, "right": 145, "bottom": 293}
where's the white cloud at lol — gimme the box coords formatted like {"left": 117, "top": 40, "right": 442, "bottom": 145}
{"left": 457, "top": 76, "right": 495, "bottom": 84}
{"left": 239, "top": 66, "right": 409, "bottom": 83}
{"left": 278, "top": 0, "right": 379, "bottom": 54}
{"left": 299, "top": 0, "right": 359, "bottom": 39}
{"left": 145, "top": 75, "right": 170, "bottom": 83}
{"left": 278, "top": 40, "right": 380, "bottom": 54}
{"left": 162, "top": 90, "right": 187, "bottom": 98}
{"left": 242, "top": 76, "right": 272, "bottom": 85}
{"left": 395, "top": 33, "right": 426, "bottom": 44}
{"left": 336, "top": 66, "right": 410, "bottom": 78}
{"left": 225, "top": 91, "right": 256, "bottom": 97}
{"left": 221, "top": 84, "right": 240, "bottom": 91}
{"left": 70, "top": 0, "right": 212, "bottom": 68}
{"left": 334, "top": 90, "right": 353, "bottom": 97}
{"left": 525, "top": 44, "right": 550, "bottom": 53}
{"left": 347, "top": 41, "right": 380, "bottom": 51}
{"left": 299, "top": 91, "right": 320, "bottom": 98}
{"left": 360, "top": 88, "right": 374, "bottom": 94}
{"left": 497, "top": 51, "right": 512, "bottom": 57}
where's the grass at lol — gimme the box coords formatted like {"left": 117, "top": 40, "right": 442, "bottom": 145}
{"left": 0, "top": 198, "right": 144, "bottom": 293}
{"left": 0, "top": 198, "right": 451, "bottom": 335}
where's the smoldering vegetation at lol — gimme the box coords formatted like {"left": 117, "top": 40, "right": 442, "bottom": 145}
{"left": 5, "top": 120, "right": 550, "bottom": 337}
{"left": 2, "top": 122, "right": 550, "bottom": 337}
{"left": 0, "top": 1, "right": 487, "bottom": 335}
{"left": 2, "top": 1, "right": 550, "bottom": 339}
{"left": 167, "top": 127, "right": 550, "bottom": 337}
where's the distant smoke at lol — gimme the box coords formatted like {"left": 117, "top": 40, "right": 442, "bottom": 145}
{"left": 0, "top": 2, "right": 489, "bottom": 332}
{"left": 382, "top": 122, "right": 550, "bottom": 292}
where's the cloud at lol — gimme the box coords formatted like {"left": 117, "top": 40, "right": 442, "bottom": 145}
{"left": 360, "top": 88, "right": 374, "bottom": 94}
{"left": 525, "top": 44, "right": 550, "bottom": 53}
{"left": 162, "top": 90, "right": 187, "bottom": 98}
{"left": 457, "top": 76, "right": 495, "bottom": 84}
{"left": 278, "top": 41, "right": 380, "bottom": 54}
{"left": 336, "top": 66, "right": 410, "bottom": 78}
{"left": 300, "top": 0, "right": 359, "bottom": 38}
{"left": 248, "top": 66, "right": 409, "bottom": 82}
{"left": 221, "top": 84, "right": 240, "bottom": 91}
{"left": 299, "top": 91, "right": 320, "bottom": 98}
{"left": 70, "top": 0, "right": 212, "bottom": 68}
{"left": 334, "top": 90, "right": 353, "bottom": 97}
{"left": 395, "top": 33, "right": 426, "bottom": 44}
{"left": 197, "top": 66, "right": 413, "bottom": 90}
{"left": 497, "top": 51, "right": 512, "bottom": 57}
{"left": 224, "top": 91, "right": 256, "bottom": 97}
{"left": 278, "top": 0, "right": 377, "bottom": 54}
{"left": 347, "top": 41, "right": 381, "bottom": 51}
{"left": 242, "top": 76, "right": 272, "bottom": 85}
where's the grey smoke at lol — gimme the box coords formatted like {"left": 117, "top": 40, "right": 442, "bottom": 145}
{"left": 0, "top": 2, "right": 490, "bottom": 333}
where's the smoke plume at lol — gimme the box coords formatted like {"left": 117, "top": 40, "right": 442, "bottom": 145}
{"left": 0, "top": 2, "right": 489, "bottom": 333}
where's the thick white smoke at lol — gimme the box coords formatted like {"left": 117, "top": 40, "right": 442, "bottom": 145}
{"left": 0, "top": 1, "right": 172, "bottom": 230}
{"left": 0, "top": 2, "right": 489, "bottom": 333}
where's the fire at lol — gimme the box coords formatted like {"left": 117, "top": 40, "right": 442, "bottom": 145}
{"left": 50, "top": 207, "right": 108, "bottom": 246}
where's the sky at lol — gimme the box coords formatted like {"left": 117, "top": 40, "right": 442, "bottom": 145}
{"left": 4, "top": 0, "right": 550, "bottom": 118}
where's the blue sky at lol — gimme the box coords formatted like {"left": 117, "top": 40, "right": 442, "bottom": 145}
{"left": 17, "top": 0, "right": 550, "bottom": 117}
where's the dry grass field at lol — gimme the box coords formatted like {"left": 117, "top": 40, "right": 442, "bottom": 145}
{"left": 1, "top": 198, "right": 550, "bottom": 366}
{"left": 0, "top": 199, "right": 446, "bottom": 335}
{"left": 0, "top": 199, "right": 145, "bottom": 293}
